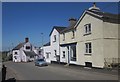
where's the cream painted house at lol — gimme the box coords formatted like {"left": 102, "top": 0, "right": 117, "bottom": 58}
{"left": 60, "top": 3, "right": 120, "bottom": 68}
{"left": 60, "top": 18, "right": 77, "bottom": 64}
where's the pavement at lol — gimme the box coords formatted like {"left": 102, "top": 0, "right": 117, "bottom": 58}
{"left": 3, "top": 61, "right": 119, "bottom": 80}
{"left": 51, "top": 63, "right": 118, "bottom": 75}
{"left": 6, "top": 65, "right": 18, "bottom": 80}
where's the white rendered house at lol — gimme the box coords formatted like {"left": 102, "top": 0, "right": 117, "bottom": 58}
{"left": 49, "top": 26, "right": 66, "bottom": 62}
{"left": 12, "top": 38, "right": 37, "bottom": 62}
{"left": 42, "top": 42, "right": 51, "bottom": 63}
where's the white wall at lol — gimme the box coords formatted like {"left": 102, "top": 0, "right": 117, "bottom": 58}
{"left": 23, "top": 42, "right": 32, "bottom": 51}
{"left": 43, "top": 46, "right": 51, "bottom": 63}
{"left": 13, "top": 50, "right": 21, "bottom": 62}
{"left": 50, "top": 29, "right": 60, "bottom": 61}
{"left": 103, "top": 22, "right": 119, "bottom": 64}
{"left": 60, "top": 46, "right": 68, "bottom": 63}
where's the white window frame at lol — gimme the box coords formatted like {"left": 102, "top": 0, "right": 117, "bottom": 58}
{"left": 85, "top": 42, "right": 92, "bottom": 55}
{"left": 84, "top": 23, "right": 91, "bottom": 35}
{"left": 53, "top": 35, "right": 56, "bottom": 42}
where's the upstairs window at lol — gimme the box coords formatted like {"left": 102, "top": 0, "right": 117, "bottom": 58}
{"left": 84, "top": 24, "right": 91, "bottom": 35}
{"left": 63, "top": 33, "right": 65, "bottom": 41}
{"left": 72, "top": 30, "right": 75, "bottom": 39}
{"left": 53, "top": 35, "right": 56, "bottom": 42}
{"left": 15, "top": 52, "right": 17, "bottom": 54}
{"left": 85, "top": 43, "right": 92, "bottom": 55}
{"left": 26, "top": 46, "right": 30, "bottom": 49}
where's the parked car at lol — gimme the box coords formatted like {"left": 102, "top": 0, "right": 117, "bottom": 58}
{"left": 34, "top": 59, "right": 48, "bottom": 66}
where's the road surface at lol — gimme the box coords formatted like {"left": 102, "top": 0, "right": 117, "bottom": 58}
{"left": 4, "top": 61, "right": 119, "bottom": 80}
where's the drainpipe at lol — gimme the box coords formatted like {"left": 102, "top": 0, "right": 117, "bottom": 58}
{"left": 68, "top": 46, "right": 70, "bottom": 65}
{"left": 59, "top": 34, "right": 60, "bottom": 64}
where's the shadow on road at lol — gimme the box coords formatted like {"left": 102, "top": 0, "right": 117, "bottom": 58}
{"left": 1, "top": 78, "right": 16, "bottom": 82}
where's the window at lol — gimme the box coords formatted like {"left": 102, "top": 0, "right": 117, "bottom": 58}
{"left": 14, "top": 56, "right": 17, "bottom": 59}
{"left": 39, "top": 51, "right": 41, "bottom": 54}
{"left": 15, "top": 52, "right": 17, "bottom": 54}
{"left": 62, "top": 51, "right": 65, "bottom": 58}
{"left": 30, "top": 56, "right": 34, "bottom": 58}
{"left": 47, "top": 54, "right": 49, "bottom": 58}
{"left": 54, "top": 50, "right": 57, "bottom": 57}
{"left": 63, "top": 33, "right": 65, "bottom": 41}
{"left": 53, "top": 35, "right": 56, "bottom": 42}
{"left": 85, "top": 43, "right": 92, "bottom": 54}
{"left": 26, "top": 46, "right": 30, "bottom": 49}
{"left": 84, "top": 24, "right": 91, "bottom": 35}
{"left": 46, "top": 52, "right": 50, "bottom": 58}
{"left": 72, "top": 30, "right": 75, "bottom": 39}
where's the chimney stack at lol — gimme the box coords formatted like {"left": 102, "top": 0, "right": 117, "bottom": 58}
{"left": 25, "top": 37, "right": 29, "bottom": 43}
{"left": 69, "top": 18, "right": 77, "bottom": 27}
{"left": 88, "top": 2, "right": 100, "bottom": 11}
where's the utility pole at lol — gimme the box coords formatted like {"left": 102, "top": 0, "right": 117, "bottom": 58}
{"left": 41, "top": 33, "right": 44, "bottom": 57}
{"left": 41, "top": 33, "right": 43, "bottom": 47}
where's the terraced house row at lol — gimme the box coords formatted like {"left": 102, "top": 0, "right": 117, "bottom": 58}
{"left": 42, "top": 3, "right": 120, "bottom": 68}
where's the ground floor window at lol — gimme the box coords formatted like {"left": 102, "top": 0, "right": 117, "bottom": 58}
{"left": 46, "top": 52, "right": 50, "bottom": 58}
{"left": 54, "top": 50, "right": 57, "bottom": 57}
{"left": 85, "top": 42, "right": 92, "bottom": 55}
{"left": 62, "top": 51, "right": 65, "bottom": 58}
{"left": 14, "top": 56, "right": 17, "bottom": 59}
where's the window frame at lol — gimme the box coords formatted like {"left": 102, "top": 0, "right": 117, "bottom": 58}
{"left": 53, "top": 35, "right": 56, "bottom": 42}
{"left": 62, "top": 51, "right": 65, "bottom": 58}
{"left": 46, "top": 52, "right": 50, "bottom": 59}
{"left": 85, "top": 42, "right": 92, "bottom": 55}
{"left": 84, "top": 23, "right": 91, "bottom": 36}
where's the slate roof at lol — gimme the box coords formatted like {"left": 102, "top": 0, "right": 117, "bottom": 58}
{"left": 75, "top": 9, "right": 120, "bottom": 28}
{"left": 86, "top": 10, "right": 120, "bottom": 24}
{"left": 12, "top": 42, "right": 26, "bottom": 50}
{"left": 49, "top": 26, "right": 66, "bottom": 36}
{"left": 87, "top": 10, "right": 119, "bottom": 19}
{"left": 24, "top": 51, "right": 37, "bottom": 57}
{"left": 43, "top": 42, "right": 50, "bottom": 46}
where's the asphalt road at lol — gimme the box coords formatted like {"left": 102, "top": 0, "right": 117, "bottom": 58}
{"left": 4, "top": 61, "right": 118, "bottom": 80}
